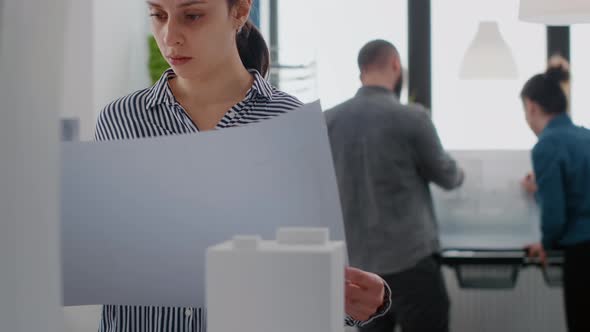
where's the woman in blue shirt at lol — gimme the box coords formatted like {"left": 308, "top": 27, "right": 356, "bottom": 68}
{"left": 521, "top": 66, "right": 590, "bottom": 332}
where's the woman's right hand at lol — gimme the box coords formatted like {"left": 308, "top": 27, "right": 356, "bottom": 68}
{"left": 526, "top": 242, "right": 547, "bottom": 266}
{"left": 521, "top": 172, "right": 538, "bottom": 195}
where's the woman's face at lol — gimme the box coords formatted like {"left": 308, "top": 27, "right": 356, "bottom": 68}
{"left": 523, "top": 97, "right": 541, "bottom": 136}
{"left": 147, "top": 0, "right": 247, "bottom": 79}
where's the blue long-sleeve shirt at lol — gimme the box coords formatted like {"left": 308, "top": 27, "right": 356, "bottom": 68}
{"left": 532, "top": 113, "right": 590, "bottom": 249}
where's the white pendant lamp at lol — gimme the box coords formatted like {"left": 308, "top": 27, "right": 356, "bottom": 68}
{"left": 520, "top": 0, "right": 590, "bottom": 25}
{"left": 460, "top": 21, "right": 518, "bottom": 80}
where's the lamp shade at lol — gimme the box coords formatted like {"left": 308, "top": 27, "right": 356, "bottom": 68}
{"left": 460, "top": 21, "right": 518, "bottom": 80}
{"left": 520, "top": 0, "right": 590, "bottom": 25}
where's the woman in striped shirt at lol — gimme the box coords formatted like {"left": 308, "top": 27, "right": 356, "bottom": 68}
{"left": 95, "top": 1, "right": 391, "bottom": 331}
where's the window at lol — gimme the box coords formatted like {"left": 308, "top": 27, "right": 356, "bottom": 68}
{"left": 274, "top": 0, "right": 408, "bottom": 108}
{"left": 432, "top": 1, "right": 546, "bottom": 149}
{"left": 571, "top": 25, "right": 590, "bottom": 128}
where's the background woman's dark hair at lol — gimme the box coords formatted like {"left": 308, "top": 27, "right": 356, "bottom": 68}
{"left": 520, "top": 65, "right": 570, "bottom": 114}
{"left": 227, "top": 0, "right": 270, "bottom": 77}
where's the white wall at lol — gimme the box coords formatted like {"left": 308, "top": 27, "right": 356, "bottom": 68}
{"left": 61, "top": 0, "right": 151, "bottom": 142}
{"left": 93, "top": 0, "right": 151, "bottom": 119}
{"left": 314, "top": 0, "right": 408, "bottom": 109}
{"left": 276, "top": 0, "right": 408, "bottom": 108}
{"left": 64, "top": 305, "right": 102, "bottom": 332}
{"left": 63, "top": 0, "right": 94, "bottom": 141}
{"left": 432, "top": 0, "right": 545, "bottom": 150}
{"left": 0, "top": 1, "right": 66, "bottom": 332}
{"left": 571, "top": 25, "right": 590, "bottom": 128}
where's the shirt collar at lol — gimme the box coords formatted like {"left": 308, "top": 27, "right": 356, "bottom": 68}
{"left": 146, "top": 68, "right": 274, "bottom": 109}
{"left": 248, "top": 69, "right": 275, "bottom": 101}
{"left": 356, "top": 86, "right": 399, "bottom": 103}
{"left": 546, "top": 112, "right": 573, "bottom": 129}
{"left": 146, "top": 68, "right": 177, "bottom": 109}
{"left": 539, "top": 113, "right": 574, "bottom": 139}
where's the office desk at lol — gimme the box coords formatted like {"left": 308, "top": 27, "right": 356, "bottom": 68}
{"left": 439, "top": 247, "right": 563, "bottom": 289}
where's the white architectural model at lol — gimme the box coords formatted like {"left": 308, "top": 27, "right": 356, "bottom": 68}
{"left": 206, "top": 228, "right": 345, "bottom": 332}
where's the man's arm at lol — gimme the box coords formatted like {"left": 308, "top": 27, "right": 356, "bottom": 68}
{"left": 412, "top": 111, "right": 464, "bottom": 190}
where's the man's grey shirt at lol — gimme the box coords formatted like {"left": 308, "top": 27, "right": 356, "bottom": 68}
{"left": 325, "top": 86, "right": 463, "bottom": 275}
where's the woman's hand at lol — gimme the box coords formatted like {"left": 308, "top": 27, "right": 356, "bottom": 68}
{"left": 521, "top": 172, "right": 538, "bottom": 195}
{"left": 526, "top": 242, "right": 547, "bottom": 266}
{"left": 344, "top": 267, "right": 386, "bottom": 321}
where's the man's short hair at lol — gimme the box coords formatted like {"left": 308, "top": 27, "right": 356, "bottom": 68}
{"left": 357, "top": 39, "right": 399, "bottom": 72}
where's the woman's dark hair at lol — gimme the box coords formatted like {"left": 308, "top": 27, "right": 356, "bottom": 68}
{"left": 520, "top": 65, "right": 569, "bottom": 114}
{"left": 236, "top": 21, "right": 270, "bottom": 77}
{"left": 227, "top": 0, "right": 269, "bottom": 77}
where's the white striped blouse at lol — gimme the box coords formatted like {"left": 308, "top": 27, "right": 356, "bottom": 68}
{"left": 94, "top": 68, "right": 385, "bottom": 332}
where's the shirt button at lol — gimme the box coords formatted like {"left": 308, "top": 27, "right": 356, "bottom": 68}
{"left": 228, "top": 111, "right": 237, "bottom": 119}
{"left": 185, "top": 309, "right": 192, "bottom": 317}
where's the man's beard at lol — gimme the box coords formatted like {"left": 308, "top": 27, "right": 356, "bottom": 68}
{"left": 393, "top": 73, "right": 403, "bottom": 99}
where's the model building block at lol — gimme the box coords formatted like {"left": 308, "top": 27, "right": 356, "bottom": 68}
{"left": 206, "top": 228, "right": 345, "bottom": 332}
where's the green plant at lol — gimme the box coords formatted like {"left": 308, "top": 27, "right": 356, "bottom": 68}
{"left": 148, "top": 36, "right": 169, "bottom": 84}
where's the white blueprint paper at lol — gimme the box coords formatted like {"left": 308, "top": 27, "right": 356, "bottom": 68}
{"left": 61, "top": 101, "right": 346, "bottom": 307}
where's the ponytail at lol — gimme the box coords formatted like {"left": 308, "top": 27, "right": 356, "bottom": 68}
{"left": 545, "top": 65, "right": 570, "bottom": 84}
{"left": 236, "top": 20, "right": 270, "bottom": 78}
